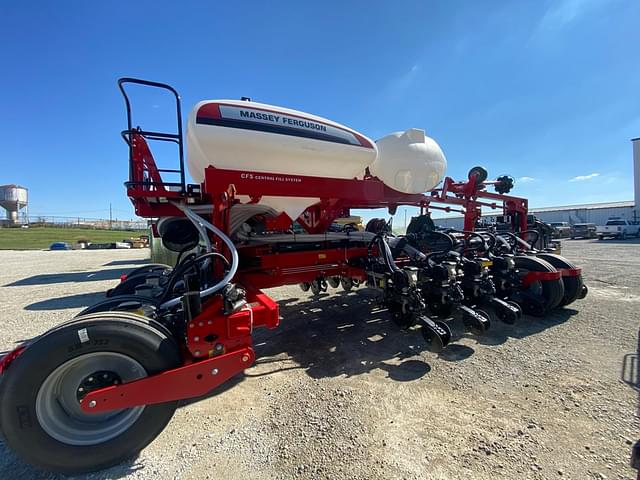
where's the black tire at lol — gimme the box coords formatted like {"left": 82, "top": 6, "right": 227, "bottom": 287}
{"left": 495, "top": 301, "right": 518, "bottom": 324}
{"left": 468, "top": 166, "right": 488, "bottom": 183}
{"left": 514, "top": 256, "right": 565, "bottom": 314}
{"left": 536, "top": 253, "right": 585, "bottom": 307}
{"left": 77, "top": 295, "right": 160, "bottom": 317}
{"left": 0, "top": 313, "right": 181, "bottom": 474}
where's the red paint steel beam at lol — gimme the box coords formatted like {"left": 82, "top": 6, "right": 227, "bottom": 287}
{"left": 81, "top": 348, "right": 255, "bottom": 413}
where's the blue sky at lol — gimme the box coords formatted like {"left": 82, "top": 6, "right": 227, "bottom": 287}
{"left": 1, "top": 0, "right": 639, "bottom": 224}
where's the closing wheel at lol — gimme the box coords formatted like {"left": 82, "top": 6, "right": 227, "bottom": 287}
{"left": 495, "top": 300, "right": 518, "bottom": 325}
{"left": 535, "top": 253, "right": 585, "bottom": 307}
{"left": 327, "top": 276, "right": 341, "bottom": 288}
{"left": 434, "top": 320, "right": 452, "bottom": 346}
{"left": 507, "top": 300, "right": 523, "bottom": 319}
{"left": 462, "top": 308, "right": 491, "bottom": 335}
{"left": 299, "top": 282, "right": 311, "bottom": 292}
{"left": 0, "top": 313, "right": 181, "bottom": 474}
{"left": 514, "top": 256, "right": 565, "bottom": 314}
{"left": 341, "top": 277, "right": 353, "bottom": 291}
{"left": 420, "top": 320, "right": 451, "bottom": 353}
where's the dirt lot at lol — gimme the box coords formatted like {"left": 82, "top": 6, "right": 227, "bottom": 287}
{"left": 0, "top": 240, "right": 638, "bottom": 480}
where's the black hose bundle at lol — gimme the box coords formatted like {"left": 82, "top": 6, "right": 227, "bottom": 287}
{"left": 158, "top": 251, "right": 231, "bottom": 306}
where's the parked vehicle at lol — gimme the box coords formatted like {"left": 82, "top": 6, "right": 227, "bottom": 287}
{"left": 596, "top": 217, "right": 640, "bottom": 240}
{"left": 570, "top": 223, "right": 597, "bottom": 239}
{"left": 49, "top": 241, "right": 71, "bottom": 250}
{"left": 550, "top": 222, "right": 571, "bottom": 238}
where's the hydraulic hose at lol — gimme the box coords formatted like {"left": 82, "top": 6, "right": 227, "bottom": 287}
{"left": 498, "top": 232, "right": 533, "bottom": 252}
{"left": 160, "top": 205, "right": 239, "bottom": 310}
{"left": 157, "top": 251, "right": 230, "bottom": 305}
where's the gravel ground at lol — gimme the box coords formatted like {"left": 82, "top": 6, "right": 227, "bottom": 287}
{"left": 0, "top": 240, "right": 638, "bottom": 480}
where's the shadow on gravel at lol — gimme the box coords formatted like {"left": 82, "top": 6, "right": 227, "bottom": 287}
{"left": 472, "top": 308, "right": 579, "bottom": 346}
{"left": 103, "top": 259, "right": 150, "bottom": 267}
{"left": 0, "top": 437, "right": 144, "bottom": 480}
{"left": 180, "top": 374, "right": 246, "bottom": 408}
{"left": 4, "top": 268, "right": 131, "bottom": 287}
{"left": 24, "top": 291, "right": 106, "bottom": 311}
{"left": 250, "top": 288, "right": 582, "bottom": 379}
{"left": 437, "top": 344, "right": 475, "bottom": 362}
{"left": 249, "top": 290, "right": 433, "bottom": 382}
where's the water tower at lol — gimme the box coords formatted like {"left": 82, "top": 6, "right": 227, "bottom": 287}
{"left": 0, "top": 184, "right": 28, "bottom": 225}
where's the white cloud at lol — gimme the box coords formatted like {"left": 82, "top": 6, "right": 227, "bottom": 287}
{"left": 383, "top": 64, "right": 421, "bottom": 100}
{"left": 538, "top": 0, "right": 607, "bottom": 31}
{"left": 395, "top": 64, "right": 420, "bottom": 89}
{"left": 569, "top": 172, "right": 600, "bottom": 182}
{"left": 518, "top": 176, "right": 535, "bottom": 183}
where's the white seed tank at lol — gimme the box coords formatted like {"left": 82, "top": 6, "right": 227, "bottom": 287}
{"left": 187, "top": 100, "right": 377, "bottom": 219}
{"left": 186, "top": 100, "right": 447, "bottom": 219}
{"left": 371, "top": 129, "right": 447, "bottom": 194}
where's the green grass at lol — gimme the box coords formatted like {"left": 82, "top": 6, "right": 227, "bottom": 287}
{"left": 0, "top": 227, "right": 147, "bottom": 250}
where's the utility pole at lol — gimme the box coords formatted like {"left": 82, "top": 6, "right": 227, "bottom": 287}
{"left": 109, "top": 203, "right": 112, "bottom": 230}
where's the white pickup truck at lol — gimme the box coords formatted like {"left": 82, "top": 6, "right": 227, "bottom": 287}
{"left": 596, "top": 217, "right": 640, "bottom": 240}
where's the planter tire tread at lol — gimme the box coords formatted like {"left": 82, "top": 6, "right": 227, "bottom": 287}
{"left": 0, "top": 313, "right": 181, "bottom": 474}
